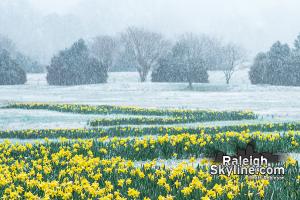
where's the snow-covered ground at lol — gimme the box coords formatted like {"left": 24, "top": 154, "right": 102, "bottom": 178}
{"left": 0, "top": 109, "right": 296, "bottom": 130}
{"left": 0, "top": 70, "right": 299, "bottom": 130}
{"left": 0, "top": 108, "right": 167, "bottom": 130}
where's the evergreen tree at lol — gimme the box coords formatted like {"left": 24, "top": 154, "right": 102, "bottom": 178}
{"left": 250, "top": 38, "right": 300, "bottom": 86}
{"left": 47, "top": 39, "right": 108, "bottom": 85}
{"left": 249, "top": 52, "right": 268, "bottom": 84}
{"left": 294, "top": 33, "right": 300, "bottom": 51}
{"left": 266, "top": 41, "right": 290, "bottom": 85}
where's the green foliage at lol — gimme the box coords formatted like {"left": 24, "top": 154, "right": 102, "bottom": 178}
{"left": 47, "top": 39, "right": 108, "bottom": 85}
{"left": 5, "top": 103, "right": 257, "bottom": 126}
{"left": 249, "top": 38, "right": 300, "bottom": 86}
{"left": 0, "top": 122, "right": 299, "bottom": 139}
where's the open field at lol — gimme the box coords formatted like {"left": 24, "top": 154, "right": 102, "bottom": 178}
{"left": 0, "top": 71, "right": 300, "bottom": 131}
{"left": 0, "top": 71, "right": 300, "bottom": 119}
{"left": 1, "top": 71, "right": 300, "bottom": 199}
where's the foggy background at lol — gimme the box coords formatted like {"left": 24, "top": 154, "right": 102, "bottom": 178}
{"left": 0, "top": 0, "right": 299, "bottom": 64}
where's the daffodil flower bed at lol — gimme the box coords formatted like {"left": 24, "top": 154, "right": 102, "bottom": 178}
{"left": 3, "top": 131, "right": 299, "bottom": 161}
{"left": 88, "top": 116, "right": 194, "bottom": 126}
{"left": 89, "top": 115, "right": 260, "bottom": 126}
{"left": 1, "top": 122, "right": 300, "bottom": 139}
{"left": 2, "top": 103, "right": 300, "bottom": 199}
{"left": 4, "top": 103, "right": 257, "bottom": 122}
{"left": 0, "top": 139, "right": 299, "bottom": 200}
{"left": 73, "top": 131, "right": 300, "bottom": 160}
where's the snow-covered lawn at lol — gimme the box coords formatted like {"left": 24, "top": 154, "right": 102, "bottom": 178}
{"left": 0, "top": 108, "right": 296, "bottom": 130}
{"left": 0, "top": 70, "right": 299, "bottom": 130}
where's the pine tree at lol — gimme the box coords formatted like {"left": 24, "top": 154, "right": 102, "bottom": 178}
{"left": 47, "top": 39, "right": 108, "bottom": 85}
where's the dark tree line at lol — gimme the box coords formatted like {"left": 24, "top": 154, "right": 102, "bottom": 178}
{"left": 88, "top": 28, "right": 244, "bottom": 86}
{"left": 249, "top": 34, "right": 300, "bottom": 86}
{"left": 3, "top": 26, "right": 300, "bottom": 87}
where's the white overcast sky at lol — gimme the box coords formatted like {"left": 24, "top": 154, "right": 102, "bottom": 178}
{"left": 2, "top": 0, "right": 300, "bottom": 62}
{"left": 29, "top": 0, "right": 81, "bottom": 14}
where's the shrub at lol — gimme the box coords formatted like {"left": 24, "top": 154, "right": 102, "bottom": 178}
{"left": 0, "top": 50, "right": 26, "bottom": 85}
{"left": 249, "top": 40, "right": 300, "bottom": 86}
{"left": 152, "top": 35, "right": 209, "bottom": 87}
{"left": 249, "top": 52, "right": 268, "bottom": 84}
{"left": 152, "top": 56, "right": 208, "bottom": 84}
{"left": 47, "top": 39, "right": 108, "bottom": 85}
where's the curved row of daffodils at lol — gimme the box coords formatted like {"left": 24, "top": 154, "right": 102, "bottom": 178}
{"left": 5, "top": 130, "right": 298, "bottom": 161}
{"left": 2, "top": 103, "right": 300, "bottom": 199}
{"left": 88, "top": 115, "right": 256, "bottom": 126}
{"left": 90, "top": 131, "right": 300, "bottom": 160}
{"left": 4, "top": 103, "right": 257, "bottom": 122}
{"left": 88, "top": 116, "right": 204, "bottom": 126}
{"left": 0, "top": 139, "right": 299, "bottom": 200}
{"left": 1, "top": 122, "right": 300, "bottom": 139}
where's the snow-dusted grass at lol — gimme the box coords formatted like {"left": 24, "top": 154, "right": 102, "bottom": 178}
{"left": 0, "top": 107, "right": 297, "bottom": 130}
{"left": 0, "top": 108, "right": 168, "bottom": 130}
{"left": 0, "top": 71, "right": 299, "bottom": 116}
{"left": 0, "top": 70, "right": 300, "bottom": 130}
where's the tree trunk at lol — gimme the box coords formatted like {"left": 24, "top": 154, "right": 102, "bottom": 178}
{"left": 224, "top": 71, "right": 231, "bottom": 84}
{"left": 140, "top": 74, "right": 146, "bottom": 82}
{"left": 138, "top": 69, "right": 148, "bottom": 82}
{"left": 226, "top": 78, "right": 230, "bottom": 84}
{"left": 188, "top": 80, "right": 193, "bottom": 89}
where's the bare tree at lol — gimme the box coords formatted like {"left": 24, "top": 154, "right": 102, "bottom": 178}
{"left": 192, "top": 35, "right": 224, "bottom": 70}
{"left": 221, "top": 44, "right": 245, "bottom": 84}
{"left": 122, "top": 27, "right": 170, "bottom": 82}
{"left": 89, "top": 35, "right": 117, "bottom": 71}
